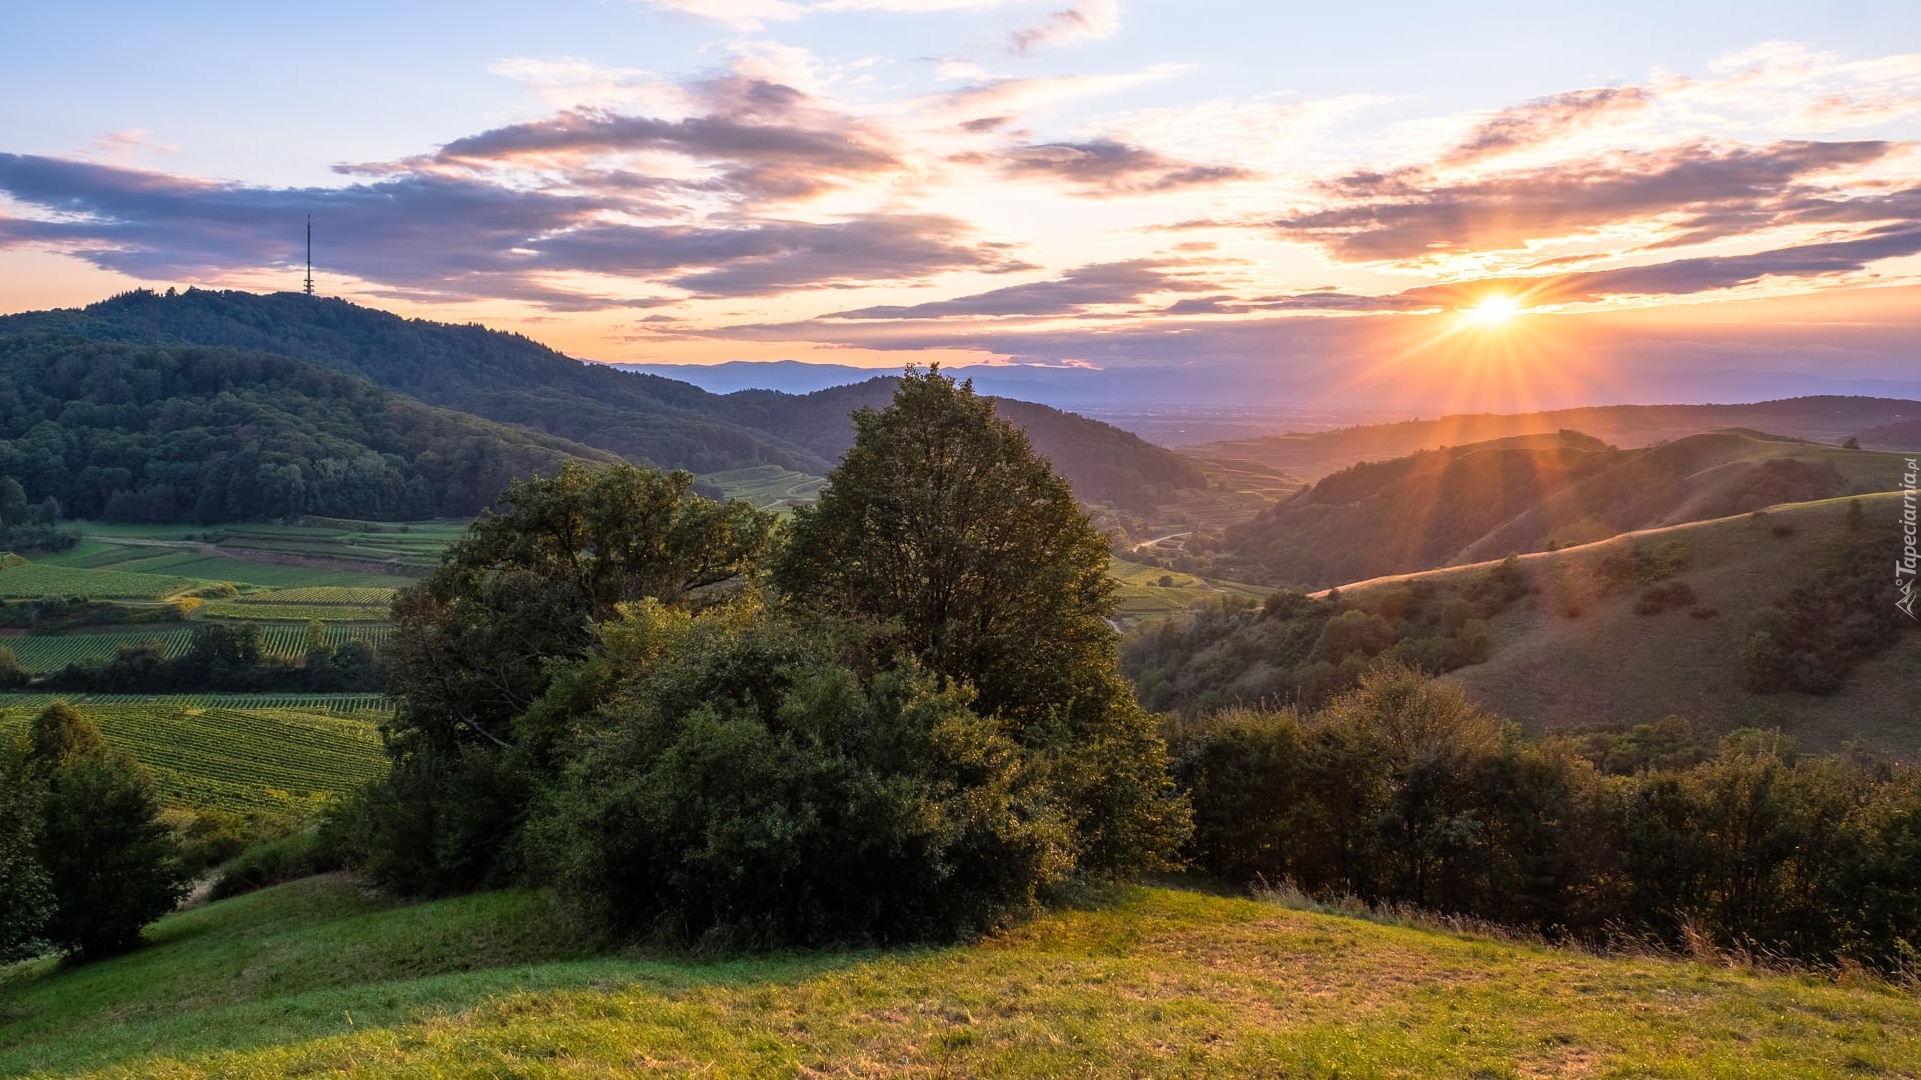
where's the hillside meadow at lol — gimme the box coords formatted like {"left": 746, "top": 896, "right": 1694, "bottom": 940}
{"left": 2, "top": 875, "right": 1917, "bottom": 1078}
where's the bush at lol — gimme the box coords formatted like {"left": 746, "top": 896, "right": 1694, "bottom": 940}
{"left": 533, "top": 603, "right": 1076, "bottom": 946}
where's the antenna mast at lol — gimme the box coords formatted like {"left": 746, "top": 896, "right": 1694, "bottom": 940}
{"left": 304, "top": 215, "right": 314, "bottom": 296}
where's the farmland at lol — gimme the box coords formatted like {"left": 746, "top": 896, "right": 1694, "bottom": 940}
{"left": 1109, "top": 555, "right": 1270, "bottom": 625}
{"left": 0, "top": 694, "right": 387, "bottom": 814}
{"left": 0, "top": 624, "right": 393, "bottom": 675}
{"left": 203, "top": 586, "right": 396, "bottom": 622}
{"left": 0, "top": 560, "right": 217, "bottom": 601}
{"left": 699, "top": 464, "right": 826, "bottom": 509}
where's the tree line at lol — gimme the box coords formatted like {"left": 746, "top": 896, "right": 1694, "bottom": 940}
{"left": 1170, "top": 665, "right": 1921, "bottom": 971}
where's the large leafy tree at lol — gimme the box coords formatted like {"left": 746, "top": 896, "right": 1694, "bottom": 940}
{"left": 776, "top": 367, "right": 1188, "bottom": 875}
{"left": 23, "top": 702, "right": 187, "bottom": 961}
{"left": 0, "top": 748, "right": 54, "bottom": 964}
{"left": 366, "top": 462, "right": 776, "bottom": 893}
{"left": 775, "top": 367, "right": 1117, "bottom": 727}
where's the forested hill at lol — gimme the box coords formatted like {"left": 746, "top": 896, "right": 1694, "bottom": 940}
{"left": 0, "top": 290, "right": 1207, "bottom": 507}
{"left": 0, "top": 289, "right": 831, "bottom": 476}
{"left": 722, "top": 379, "right": 1209, "bottom": 507}
{"left": 0, "top": 334, "right": 617, "bottom": 522}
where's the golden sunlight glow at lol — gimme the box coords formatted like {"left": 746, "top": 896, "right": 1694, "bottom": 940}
{"left": 1465, "top": 295, "right": 1521, "bottom": 325}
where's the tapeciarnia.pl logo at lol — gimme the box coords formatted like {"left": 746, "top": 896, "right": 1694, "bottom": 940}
{"left": 1900, "top": 457, "right": 1918, "bottom": 621}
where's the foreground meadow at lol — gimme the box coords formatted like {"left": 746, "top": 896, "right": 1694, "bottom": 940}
{"left": 2, "top": 875, "right": 1915, "bottom": 1078}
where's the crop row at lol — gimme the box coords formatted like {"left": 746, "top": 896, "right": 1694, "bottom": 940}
{"left": 1, "top": 625, "right": 395, "bottom": 675}
{"left": 229, "top": 586, "right": 398, "bottom": 606}
{"left": 0, "top": 697, "right": 386, "bottom": 815}
{"left": 202, "top": 601, "right": 391, "bottom": 622}
{"left": 0, "top": 561, "right": 214, "bottom": 601}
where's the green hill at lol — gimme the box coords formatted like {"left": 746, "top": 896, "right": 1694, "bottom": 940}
{"left": 1223, "top": 428, "right": 1910, "bottom": 589}
{"left": 1127, "top": 492, "right": 1921, "bottom": 752}
{"left": 0, "top": 334, "right": 617, "bottom": 522}
{"left": 0, "top": 289, "right": 1206, "bottom": 511}
{"left": 1191, "top": 396, "right": 1921, "bottom": 480}
{"left": 2, "top": 875, "right": 1914, "bottom": 1077}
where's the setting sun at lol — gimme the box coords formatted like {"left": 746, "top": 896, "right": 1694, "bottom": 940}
{"left": 1466, "top": 295, "right": 1522, "bottom": 325}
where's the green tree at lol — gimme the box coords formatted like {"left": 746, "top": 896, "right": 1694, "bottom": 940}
{"left": 775, "top": 367, "right": 1188, "bottom": 877}
{"left": 0, "top": 644, "right": 29, "bottom": 689}
{"left": 365, "top": 462, "right": 775, "bottom": 894}
{"left": 24, "top": 703, "right": 187, "bottom": 960}
{"left": 0, "top": 745, "right": 53, "bottom": 963}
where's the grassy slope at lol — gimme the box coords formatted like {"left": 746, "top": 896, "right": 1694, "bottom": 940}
{"left": 1329, "top": 491, "right": 1921, "bottom": 752}
{"left": 3, "top": 876, "right": 1917, "bottom": 1078}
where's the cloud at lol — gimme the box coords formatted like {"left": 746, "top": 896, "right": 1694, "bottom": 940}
{"left": 637, "top": 0, "right": 807, "bottom": 31}
{"left": 1009, "top": 0, "right": 1120, "bottom": 56}
{"left": 0, "top": 154, "right": 1023, "bottom": 307}
{"left": 1442, "top": 86, "right": 1651, "bottom": 164}
{"left": 968, "top": 139, "right": 1253, "bottom": 196}
{"left": 1400, "top": 224, "right": 1921, "bottom": 307}
{"left": 434, "top": 88, "right": 906, "bottom": 202}
{"left": 1263, "top": 139, "right": 1905, "bottom": 262}
{"left": 827, "top": 258, "right": 1214, "bottom": 318}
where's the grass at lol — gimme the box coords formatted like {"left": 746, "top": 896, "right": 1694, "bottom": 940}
{"left": 2, "top": 877, "right": 1917, "bottom": 1078}
{"left": 1320, "top": 492, "right": 1921, "bottom": 753}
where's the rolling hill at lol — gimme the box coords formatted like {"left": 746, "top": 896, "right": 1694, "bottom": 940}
{"left": 1192, "top": 397, "right": 1921, "bottom": 481}
{"left": 1132, "top": 491, "right": 1920, "bottom": 753}
{"left": 1222, "top": 427, "right": 1912, "bottom": 589}
{"left": 0, "top": 334, "right": 618, "bottom": 522}
{"left": 0, "top": 289, "right": 1207, "bottom": 510}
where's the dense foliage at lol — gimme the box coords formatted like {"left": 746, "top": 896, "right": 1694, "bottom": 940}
{"left": 775, "top": 369, "right": 1190, "bottom": 877}
{"left": 8, "top": 702, "right": 189, "bottom": 961}
{"left": 363, "top": 462, "right": 775, "bottom": 894}
{"left": 1170, "top": 667, "right": 1921, "bottom": 972}
{"left": 0, "top": 333, "right": 613, "bottom": 522}
{"left": 0, "top": 477, "right": 75, "bottom": 553}
{"left": 353, "top": 373, "right": 1187, "bottom": 944}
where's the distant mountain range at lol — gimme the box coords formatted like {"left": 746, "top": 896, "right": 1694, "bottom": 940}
{"left": 0, "top": 289, "right": 1206, "bottom": 521}
{"left": 621, "top": 359, "right": 1921, "bottom": 414}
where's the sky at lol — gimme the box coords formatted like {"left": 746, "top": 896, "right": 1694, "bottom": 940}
{"left": 3, "top": 0, "right": 1919, "bottom": 410}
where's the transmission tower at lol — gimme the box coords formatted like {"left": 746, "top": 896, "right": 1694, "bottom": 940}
{"left": 304, "top": 215, "right": 314, "bottom": 296}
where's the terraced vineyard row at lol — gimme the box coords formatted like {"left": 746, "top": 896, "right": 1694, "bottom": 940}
{"left": 1, "top": 625, "right": 394, "bottom": 675}
{"left": 0, "top": 695, "right": 387, "bottom": 813}
{"left": 203, "top": 585, "right": 397, "bottom": 621}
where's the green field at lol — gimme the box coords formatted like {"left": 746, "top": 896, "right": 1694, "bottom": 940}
{"left": 0, "top": 695, "right": 386, "bottom": 814}
{"left": 699, "top": 464, "right": 827, "bottom": 509}
{"left": 69, "top": 517, "right": 470, "bottom": 577}
{"left": 1109, "top": 556, "right": 1270, "bottom": 623}
{"left": 0, "top": 561, "right": 217, "bottom": 602}
{"left": 1, "top": 877, "right": 1915, "bottom": 1078}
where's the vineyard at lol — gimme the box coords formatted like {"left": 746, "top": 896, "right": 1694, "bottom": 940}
{"left": 0, "top": 694, "right": 388, "bottom": 814}
{"left": 203, "top": 585, "right": 396, "bottom": 621}
{"left": 0, "top": 624, "right": 393, "bottom": 675}
{"left": 0, "top": 561, "right": 217, "bottom": 601}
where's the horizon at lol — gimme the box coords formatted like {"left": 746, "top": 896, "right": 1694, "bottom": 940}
{"left": 4, "top": 2, "right": 1919, "bottom": 413}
